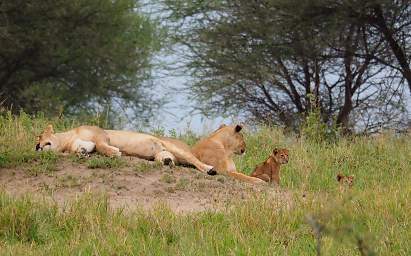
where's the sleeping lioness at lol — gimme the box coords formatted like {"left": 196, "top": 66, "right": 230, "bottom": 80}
{"left": 35, "top": 125, "right": 216, "bottom": 174}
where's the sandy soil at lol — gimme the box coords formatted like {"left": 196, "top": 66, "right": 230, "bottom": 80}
{"left": 0, "top": 156, "right": 291, "bottom": 213}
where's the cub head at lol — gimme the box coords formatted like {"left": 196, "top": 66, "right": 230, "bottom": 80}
{"left": 35, "top": 124, "right": 58, "bottom": 151}
{"left": 336, "top": 173, "right": 354, "bottom": 187}
{"left": 214, "top": 124, "right": 246, "bottom": 155}
{"left": 272, "top": 148, "right": 289, "bottom": 164}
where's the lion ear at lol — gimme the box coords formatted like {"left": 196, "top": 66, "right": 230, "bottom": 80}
{"left": 218, "top": 124, "right": 227, "bottom": 130}
{"left": 234, "top": 124, "right": 242, "bottom": 132}
{"left": 273, "top": 148, "right": 278, "bottom": 155}
{"left": 45, "top": 124, "right": 54, "bottom": 134}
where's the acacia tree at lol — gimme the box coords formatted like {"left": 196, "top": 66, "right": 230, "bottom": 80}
{"left": 161, "top": 0, "right": 409, "bottom": 133}
{"left": 321, "top": 0, "right": 411, "bottom": 93}
{"left": 0, "top": 0, "right": 162, "bottom": 122}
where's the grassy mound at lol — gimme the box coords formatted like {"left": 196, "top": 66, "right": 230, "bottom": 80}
{"left": 0, "top": 112, "right": 410, "bottom": 255}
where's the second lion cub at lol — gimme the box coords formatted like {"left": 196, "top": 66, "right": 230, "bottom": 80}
{"left": 250, "top": 148, "right": 289, "bottom": 186}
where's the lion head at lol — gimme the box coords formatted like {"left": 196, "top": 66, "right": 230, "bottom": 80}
{"left": 336, "top": 173, "right": 354, "bottom": 187}
{"left": 35, "top": 124, "right": 59, "bottom": 151}
{"left": 272, "top": 148, "right": 289, "bottom": 164}
{"left": 213, "top": 124, "right": 246, "bottom": 155}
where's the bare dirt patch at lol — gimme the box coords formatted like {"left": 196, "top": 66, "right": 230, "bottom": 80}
{"left": 0, "top": 156, "right": 290, "bottom": 213}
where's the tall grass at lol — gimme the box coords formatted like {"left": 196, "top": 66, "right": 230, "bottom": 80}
{"left": 0, "top": 112, "right": 410, "bottom": 255}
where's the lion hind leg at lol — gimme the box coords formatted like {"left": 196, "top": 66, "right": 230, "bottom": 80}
{"left": 95, "top": 142, "right": 121, "bottom": 157}
{"left": 160, "top": 141, "right": 216, "bottom": 175}
{"left": 72, "top": 139, "right": 95, "bottom": 152}
{"left": 154, "top": 150, "right": 176, "bottom": 167}
{"left": 71, "top": 139, "right": 95, "bottom": 158}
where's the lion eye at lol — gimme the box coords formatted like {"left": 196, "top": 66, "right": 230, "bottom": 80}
{"left": 44, "top": 142, "right": 51, "bottom": 146}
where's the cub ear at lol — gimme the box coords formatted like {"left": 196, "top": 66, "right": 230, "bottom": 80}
{"left": 45, "top": 124, "right": 54, "bottom": 134}
{"left": 234, "top": 124, "right": 242, "bottom": 132}
{"left": 336, "top": 173, "right": 343, "bottom": 182}
{"left": 272, "top": 148, "right": 278, "bottom": 155}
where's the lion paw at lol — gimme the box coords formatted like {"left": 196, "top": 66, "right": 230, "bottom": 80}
{"left": 207, "top": 168, "right": 217, "bottom": 176}
{"left": 163, "top": 158, "right": 175, "bottom": 168}
{"left": 77, "top": 147, "right": 91, "bottom": 158}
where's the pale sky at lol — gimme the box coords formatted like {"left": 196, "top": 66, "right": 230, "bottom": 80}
{"left": 152, "top": 67, "right": 228, "bottom": 135}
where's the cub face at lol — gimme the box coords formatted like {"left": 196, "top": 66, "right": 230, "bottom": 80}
{"left": 35, "top": 124, "right": 58, "bottom": 151}
{"left": 336, "top": 173, "right": 354, "bottom": 187}
{"left": 272, "top": 148, "right": 289, "bottom": 164}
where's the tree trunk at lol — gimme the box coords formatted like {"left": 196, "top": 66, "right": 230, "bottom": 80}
{"left": 337, "top": 25, "right": 356, "bottom": 134}
{"left": 373, "top": 5, "right": 411, "bottom": 93}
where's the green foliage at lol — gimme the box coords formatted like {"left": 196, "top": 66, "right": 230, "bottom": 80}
{"left": 0, "top": 0, "right": 163, "bottom": 121}
{"left": 86, "top": 155, "right": 126, "bottom": 169}
{"left": 0, "top": 194, "right": 60, "bottom": 244}
{"left": 134, "top": 161, "right": 163, "bottom": 173}
{"left": 160, "top": 173, "right": 177, "bottom": 184}
{"left": 0, "top": 113, "right": 410, "bottom": 255}
{"left": 159, "top": 0, "right": 410, "bottom": 132}
{"left": 0, "top": 186, "right": 409, "bottom": 255}
{"left": 301, "top": 105, "right": 340, "bottom": 143}
{"left": 301, "top": 109, "right": 329, "bottom": 143}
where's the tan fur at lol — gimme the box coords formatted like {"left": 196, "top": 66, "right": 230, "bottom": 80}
{"left": 36, "top": 125, "right": 121, "bottom": 157}
{"left": 105, "top": 130, "right": 214, "bottom": 173}
{"left": 36, "top": 125, "right": 214, "bottom": 173}
{"left": 336, "top": 173, "right": 354, "bottom": 192}
{"left": 250, "top": 148, "right": 289, "bottom": 186}
{"left": 165, "top": 124, "right": 266, "bottom": 184}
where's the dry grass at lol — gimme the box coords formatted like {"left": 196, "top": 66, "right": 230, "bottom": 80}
{"left": 0, "top": 111, "right": 410, "bottom": 255}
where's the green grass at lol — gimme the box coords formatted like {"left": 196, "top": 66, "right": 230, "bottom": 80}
{"left": 0, "top": 111, "right": 410, "bottom": 255}
{"left": 134, "top": 161, "right": 163, "bottom": 173}
{"left": 86, "top": 155, "right": 126, "bottom": 169}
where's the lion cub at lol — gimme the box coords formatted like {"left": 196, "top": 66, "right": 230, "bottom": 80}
{"left": 336, "top": 173, "right": 354, "bottom": 192}
{"left": 250, "top": 148, "right": 289, "bottom": 186}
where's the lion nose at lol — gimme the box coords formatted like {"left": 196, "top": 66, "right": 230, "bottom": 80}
{"left": 241, "top": 149, "right": 245, "bottom": 154}
{"left": 35, "top": 144, "right": 41, "bottom": 151}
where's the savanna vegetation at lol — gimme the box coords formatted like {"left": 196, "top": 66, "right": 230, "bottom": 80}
{"left": 0, "top": 112, "right": 410, "bottom": 255}
{"left": 1, "top": 0, "right": 410, "bottom": 255}
{"left": 0, "top": 0, "right": 162, "bottom": 125}
{"left": 160, "top": 0, "right": 411, "bottom": 133}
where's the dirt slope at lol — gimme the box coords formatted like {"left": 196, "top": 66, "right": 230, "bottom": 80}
{"left": 0, "top": 156, "right": 290, "bottom": 213}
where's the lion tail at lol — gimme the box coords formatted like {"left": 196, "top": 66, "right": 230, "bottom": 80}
{"left": 226, "top": 171, "right": 265, "bottom": 185}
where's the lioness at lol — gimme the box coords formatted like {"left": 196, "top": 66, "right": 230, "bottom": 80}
{"left": 36, "top": 125, "right": 121, "bottom": 157}
{"left": 163, "top": 124, "right": 266, "bottom": 184}
{"left": 250, "top": 148, "right": 289, "bottom": 186}
{"left": 36, "top": 125, "right": 216, "bottom": 174}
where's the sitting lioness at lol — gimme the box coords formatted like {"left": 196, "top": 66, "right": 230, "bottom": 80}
{"left": 250, "top": 148, "right": 289, "bottom": 186}
{"left": 36, "top": 125, "right": 216, "bottom": 174}
{"left": 162, "top": 124, "right": 265, "bottom": 184}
